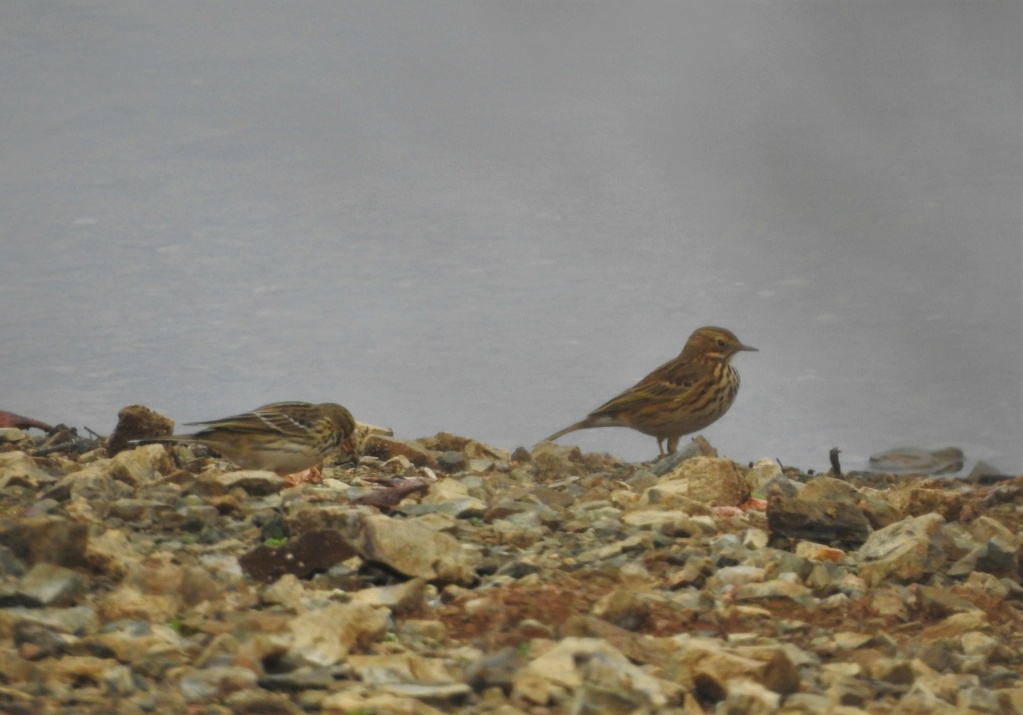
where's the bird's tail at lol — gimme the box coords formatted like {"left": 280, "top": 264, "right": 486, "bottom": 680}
{"left": 130, "top": 435, "right": 189, "bottom": 447}
{"left": 539, "top": 418, "right": 594, "bottom": 446}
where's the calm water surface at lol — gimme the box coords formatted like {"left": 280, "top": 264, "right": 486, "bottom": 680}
{"left": 2, "top": 1, "right": 1020, "bottom": 472}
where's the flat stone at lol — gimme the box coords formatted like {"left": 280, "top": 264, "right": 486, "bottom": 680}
{"left": 0, "top": 452, "right": 50, "bottom": 489}
{"left": 321, "top": 689, "right": 446, "bottom": 715}
{"left": 645, "top": 457, "right": 750, "bottom": 508}
{"left": 464, "top": 647, "right": 527, "bottom": 692}
{"left": 223, "top": 689, "right": 305, "bottom": 715}
{"left": 745, "top": 458, "right": 784, "bottom": 492}
{"left": 670, "top": 637, "right": 800, "bottom": 696}
{"left": 349, "top": 513, "right": 480, "bottom": 584}
{"left": 868, "top": 446, "right": 964, "bottom": 475}
{"left": 362, "top": 435, "right": 437, "bottom": 467}
{"left": 721, "top": 679, "right": 780, "bottom": 714}
{"left": 513, "top": 637, "right": 670, "bottom": 709}
{"left": 108, "top": 444, "right": 173, "bottom": 486}
{"left": 179, "top": 665, "right": 259, "bottom": 703}
{"left": 288, "top": 601, "right": 389, "bottom": 667}
{"left": 377, "top": 682, "right": 473, "bottom": 706}
{"left": 795, "top": 541, "right": 846, "bottom": 564}
{"left": 258, "top": 667, "right": 345, "bottom": 692}
{"left": 350, "top": 578, "right": 428, "bottom": 614}
{"left": 17, "top": 563, "right": 87, "bottom": 607}
{"left": 107, "top": 404, "right": 175, "bottom": 456}
{"left": 0, "top": 516, "right": 89, "bottom": 568}
{"left": 856, "top": 513, "right": 946, "bottom": 587}
{"left": 733, "top": 580, "right": 816, "bottom": 607}
{"left": 0, "top": 604, "right": 100, "bottom": 635}
{"left": 238, "top": 529, "right": 358, "bottom": 583}
{"left": 766, "top": 491, "right": 871, "bottom": 546}
{"left": 887, "top": 487, "right": 964, "bottom": 521}
{"left": 107, "top": 498, "right": 176, "bottom": 523}
{"left": 216, "top": 470, "right": 287, "bottom": 496}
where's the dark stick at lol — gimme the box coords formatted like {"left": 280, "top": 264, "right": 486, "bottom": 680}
{"left": 829, "top": 447, "right": 842, "bottom": 476}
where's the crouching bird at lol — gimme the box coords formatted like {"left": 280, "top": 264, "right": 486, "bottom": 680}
{"left": 132, "top": 401, "right": 356, "bottom": 475}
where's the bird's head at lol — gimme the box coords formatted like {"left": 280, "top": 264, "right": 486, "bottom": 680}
{"left": 685, "top": 326, "right": 758, "bottom": 362}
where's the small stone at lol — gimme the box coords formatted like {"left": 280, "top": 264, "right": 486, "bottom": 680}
{"left": 513, "top": 638, "right": 670, "bottom": 709}
{"left": 734, "top": 580, "right": 816, "bottom": 607}
{"left": 362, "top": 435, "right": 437, "bottom": 466}
{"left": 109, "top": 444, "right": 173, "bottom": 486}
{"left": 238, "top": 529, "right": 358, "bottom": 583}
{"left": 44, "top": 654, "right": 111, "bottom": 690}
{"left": 350, "top": 513, "right": 481, "bottom": 584}
{"left": 868, "top": 446, "right": 964, "bottom": 474}
{"left": 973, "top": 537, "right": 1021, "bottom": 579}
{"left": 215, "top": 470, "right": 286, "bottom": 496}
{"left": 715, "top": 565, "right": 766, "bottom": 588}
{"left": 179, "top": 666, "right": 258, "bottom": 703}
{"left": 107, "top": 404, "right": 175, "bottom": 456}
{"left": 919, "top": 611, "right": 988, "bottom": 640}
{"left": 650, "top": 437, "right": 715, "bottom": 475}
{"left": 795, "top": 541, "right": 846, "bottom": 563}
{"left": 957, "top": 686, "right": 1005, "bottom": 713}
{"left": 17, "top": 562, "right": 87, "bottom": 607}
{"left": 436, "top": 451, "right": 466, "bottom": 472}
{"left": 591, "top": 587, "right": 651, "bottom": 631}
{"left": 224, "top": 689, "right": 305, "bottom": 715}
{"left": 721, "top": 679, "right": 780, "bottom": 715}
{"left": 888, "top": 487, "right": 963, "bottom": 520}
{"left": 647, "top": 457, "right": 751, "bottom": 508}
{"left": 778, "top": 693, "right": 836, "bottom": 714}
{"left": 960, "top": 631, "right": 1000, "bottom": 658}
{"left": 465, "top": 647, "right": 527, "bottom": 693}
{"left": 0, "top": 452, "right": 50, "bottom": 490}
{"left": 398, "top": 618, "right": 447, "bottom": 643}
{"left": 742, "top": 528, "right": 770, "bottom": 549}
{"left": 321, "top": 689, "right": 446, "bottom": 715}
{"left": 965, "top": 460, "right": 1011, "bottom": 482}
{"left": 288, "top": 601, "right": 389, "bottom": 667}
{"left": 102, "top": 664, "right": 139, "bottom": 696}
{"left": 378, "top": 683, "right": 473, "bottom": 707}
{"left": 865, "top": 656, "right": 914, "bottom": 685}
{"left": 258, "top": 667, "right": 343, "bottom": 692}
{"left": 829, "top": 632, "right": 873, "bottom": 653}
{"left": 625, "top": 468, "right": 658, "bottom": 491}
{"left": 0, "top": 516, "right": 90, "bottom": 568}
{"left": 916, "top": 584, "right": 980, "bottom": 617}
{"left": 671, "top": 637, "right": 800, "bottom": 696}
{"left": 516, "top": 618, "right": 554, "bottom": 639}
{"left": 856, "top": 513, "right": 946, "bottom": 587}
{"left": 351, "top": 578, "right": 427, "bottom": 614}
{"left": 107, "top": 498, "right": 175, "bottom": 524}
{"left": 745, "top": 458, "right": 783, "bottom": 492}
{"left": 767, "top": 489, "right": 871, "bottom": 546}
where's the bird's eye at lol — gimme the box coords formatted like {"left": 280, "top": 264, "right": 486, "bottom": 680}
{"left": 716, "top": 338, "right": 727, "bottom": 347}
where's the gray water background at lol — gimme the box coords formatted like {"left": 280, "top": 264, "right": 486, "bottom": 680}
{"left": 2, "top": 1, "right": 1020, "bottom": 472}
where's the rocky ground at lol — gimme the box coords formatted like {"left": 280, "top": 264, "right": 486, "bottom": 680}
{"left": 0, "top": 411, "right": 1022, "bottom": 715}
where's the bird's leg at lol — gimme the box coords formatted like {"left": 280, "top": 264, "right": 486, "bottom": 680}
{"left": 666, "top": 436, "right": 679, "bottom": 454}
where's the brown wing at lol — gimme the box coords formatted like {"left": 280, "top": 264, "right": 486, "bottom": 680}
{"left": 187, "top": 402, "right": 316, "bottom": 438}
{"left": 589, "top": 356, "right": 702, "bottom": 417}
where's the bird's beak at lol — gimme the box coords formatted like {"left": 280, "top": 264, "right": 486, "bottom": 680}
{"left": 738, "top": 343, "right": 758, "bottom": 352}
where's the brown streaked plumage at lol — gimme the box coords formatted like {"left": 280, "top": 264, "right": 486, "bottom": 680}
{"left": 542, "top": 326, "right": 757, "bottom": 457}
{"left": 132, "top": 401, "right": 356, "bottom": 475}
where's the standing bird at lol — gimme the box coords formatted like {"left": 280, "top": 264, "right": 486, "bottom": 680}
{"left": 543, "top": 326, "right": 757, "bottom": 457}
{"left": 132, "top": 401, "right": 356, "bottom": 475}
